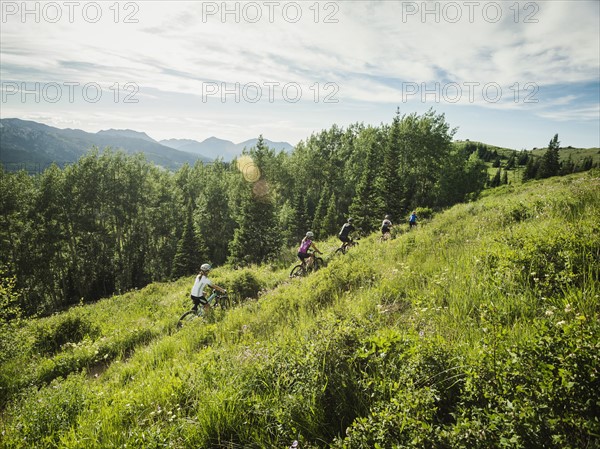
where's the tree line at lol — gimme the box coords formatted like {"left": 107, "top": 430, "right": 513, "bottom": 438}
{"left": 1, "top": 109, "right": 491, "bottom": 316}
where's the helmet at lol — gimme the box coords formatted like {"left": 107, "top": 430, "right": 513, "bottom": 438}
{"left": 347, "top": 217, "right": 353, "bottom": 223}
{"left": 306, "top": 231, "right": 314, "bottom": 238}
{"left": 200, "top": 263, "right": 211, "bottom": 272}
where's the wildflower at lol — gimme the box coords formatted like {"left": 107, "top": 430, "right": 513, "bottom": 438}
{"left": 564, "top": 303, "right": 572, "bottom": 313}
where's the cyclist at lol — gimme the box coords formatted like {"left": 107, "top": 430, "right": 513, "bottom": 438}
{"left": 409, "top": 211, "right": 417, "bottom": 228}
{"left": 190, "top": 263, "right": 227, "bottom": 314}
{"left": 338, "top": 217, "right": 355, "bottom": 250}
{"left": 381, "top": 214, "right": 393, "bottom": 237}
{"left": 298, "top": 231, "right": 322, "bottom": 267}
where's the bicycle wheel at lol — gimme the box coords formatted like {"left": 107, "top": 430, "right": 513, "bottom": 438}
{"left": 217, "top": 295, "right": 231, "bottom": 309}
{"left": 380, "top": 232, "right": 391, "bottom": 242}
{"left": 290, "top": 264, "right": 305, "bottom": 278}
{"left": 335, "top": 246, "right": 346, "bottom": 256}
{"left": 177, "top": 310, "right": 200, "bottom": 328}
{"left": 312, "top": 257, "right": 324, "bottom": 271}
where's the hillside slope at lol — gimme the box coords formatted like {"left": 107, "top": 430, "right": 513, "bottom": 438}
{"left": 1, "top": 172, "right": 599, "bottom": 448}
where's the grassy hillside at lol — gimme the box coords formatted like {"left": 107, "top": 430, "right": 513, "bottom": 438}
{"left": 1, "top": 172, "right": 599, "bottom": 448}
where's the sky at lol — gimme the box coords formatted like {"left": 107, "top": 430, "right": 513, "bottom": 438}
{"left": 1, "top": 0, "right": 599, "bottom": 150}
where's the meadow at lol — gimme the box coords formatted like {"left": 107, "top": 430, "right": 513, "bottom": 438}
{"left": 1, "top": 171, "right": 598, "bottom": 448}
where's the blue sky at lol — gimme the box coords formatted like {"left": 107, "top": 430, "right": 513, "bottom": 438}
{"left": 1, "top": 1, "right": 599, "bottom": 149}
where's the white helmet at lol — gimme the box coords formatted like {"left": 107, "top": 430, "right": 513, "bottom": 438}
{"left": 200, "top": 263, "right": 211, "bottom": 272}
{"left": 306, "top": 231, "right": 314, "bottom": 238}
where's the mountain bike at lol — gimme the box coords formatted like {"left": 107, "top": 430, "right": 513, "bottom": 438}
{"left": 379, "top": 231, "right": 392, "bottom": 242}
{"left": 334, "top": 237, "right": 359, "bottom": 255}
{"left": 177, "top": 291, "right": 230, "bottom": 327}
{"left": 289, "top": 250, "right": 324, "bottom": 278}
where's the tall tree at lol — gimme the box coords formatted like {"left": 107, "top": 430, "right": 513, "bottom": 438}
{"left": 196, "top": 161, "right": 235, "bottom": 265}
{"left": 228, "top": 137, "right": 282, "bottom": 265}
{"left": 171, "top": 201, "right": 205, "bottom": 279}
{"left": 376, "top": 108, "right": 404, "bottom": 216}
{"left": 322, "top": 191, "right": 340, "bottom": 237}
{"left": 537, "top": 134, "right": 561, "bottom": 179}
{"left": 397, "top": 109, "right": 457, "bottom": 210}
{"left": 349, "top": 127, "right": 385, "bottom": 232}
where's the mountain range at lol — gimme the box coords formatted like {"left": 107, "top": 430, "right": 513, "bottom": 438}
{"left": 0, "top": 118, "right": 293, "bottom": 171}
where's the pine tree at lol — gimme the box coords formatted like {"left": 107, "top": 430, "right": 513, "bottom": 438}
{"left": 171, "top": 202, "right": 204, "bottom": 279}
{"left": 538, "top": 134, "right": 561, "bottom": 179}
{"left": 228, "top": 137, "right": 282, "bottom": 266}
{"left": 312, "top": 185, "right": 330, "bottom": 238}
{"left": 228, "top": 187, "right": 281, "bottom": 265}
{"left": 349, "top": 128, "right": 385, "bottom": 232}
{"left": 489, "top": 168, "right": 501, "bottom": 187}
{"left": 377, "top": 109, "right": 404, "bottom": 216}
{"left": 522, "top": 157, "right": 539, "bottom": 182}
{"left": 322, "top": 191, "right": 339, "bottom": 237}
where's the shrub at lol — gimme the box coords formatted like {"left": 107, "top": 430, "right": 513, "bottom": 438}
{"left": 414, "top": 206, "right": 434, "bottom": 220}
{"left": 226, "top": 270, "right": 264, "bottom": 304}
{"left": 32, "top": 312, "right": 100, "bottom": 356}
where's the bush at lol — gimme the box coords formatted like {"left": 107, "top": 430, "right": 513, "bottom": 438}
{"left": 225, "top": 269, "right": 264, "bottom": 305}
{"left": 414, "top": 206, "right": 434, "bottom": 220}
{"left": 447, "top": 315, "right": 600, "bottom": 449}
{"left": 32, "top": 312, "right": 100, "bottom": 356}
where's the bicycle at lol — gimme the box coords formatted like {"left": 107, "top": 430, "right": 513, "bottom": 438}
{"left": 379, "top": 230, "right": 392, "bottom": 242}
{"left": 177, "top": 291, "right": 230, "bottom": 327}
{"left": 289, "top": 250, "right": 324, "bottom": 278}
{"left": 334, "top": 237, "right": 359, "bottom": 255}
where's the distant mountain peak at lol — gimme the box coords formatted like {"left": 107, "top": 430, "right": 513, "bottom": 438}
{"left": 97, "top": 129, "right": 156, "bottom": 143}
{"left": 159, "top": 136, "right": 293, "bottom": 161}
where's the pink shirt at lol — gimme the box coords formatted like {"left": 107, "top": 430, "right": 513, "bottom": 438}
{"left": 298, "top": 238, "right": 312, "bottom": 254}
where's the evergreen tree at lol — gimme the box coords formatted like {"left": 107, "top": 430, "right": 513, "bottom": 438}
{"left": 490, "top": 168, "right": 502, "bottom": 187}
{"left": 196, "top": 161, "right": 235, "bottom": 265}
{"left": 322, "top": 191, "right": 339, "bottom": 237}
{"left": 349, "top": 127, "right": 385, "bottom": 232}
{"left": 517, "top": 151, "right": 529, "bottom": 165}
{"left": 377, "top": 108, "right": 404, "bottom": 216}
{"left": 522, "top": 156, "right": 539, "bottom": 182}
{"left": 560, "top": 154, "right": 575, "bottom": 175}
{"left": 505, "top": 154, "right": 516, "bottom": 170}
{"left": 502, "top": 169, "right": 508, "bottom": 185}
{"left": 171, "top": 202, "right": 204, "bottom": 279}
{"left": 228, "top": 187, "right": 281, "bottom": 265}
{"left": 312, "top": 185, "right": 330, "bottom": 238}
{"left": 228, "top": 137, "right": 282, "bottom": 265}
{"left": 537, "top": 134, "right": 561, "bottom": 178}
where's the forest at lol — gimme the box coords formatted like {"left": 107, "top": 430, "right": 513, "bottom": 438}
{"left": 0, "top": 109, "right": 594, "bottom": 318}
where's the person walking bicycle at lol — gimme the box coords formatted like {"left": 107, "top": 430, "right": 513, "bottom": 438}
{"left": 336, "top": 218, "right": 356, "bottom": 254}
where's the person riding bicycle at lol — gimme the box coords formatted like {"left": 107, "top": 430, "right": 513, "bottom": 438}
{"left": 381, "top": 215, "right": 393, "bottom": 236}
{"left": 409, "top": 211, "right": 417, "bottom": 228}
{"left": 338, "top": 217, "right": 355, "bottom": 249}
{"left": 298, "top": 231, "right": 322, "bottom": 267}
{"left": 190, "top": 263, "right": 226, "bottom": 314}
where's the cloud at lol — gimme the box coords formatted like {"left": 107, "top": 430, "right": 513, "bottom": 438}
{"left": 1, "top": 1, "right": 598, "bottom": 148}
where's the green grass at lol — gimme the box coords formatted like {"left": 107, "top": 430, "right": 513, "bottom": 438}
{"left": 1, "top": 172, "right": 599, "bottom": 448}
